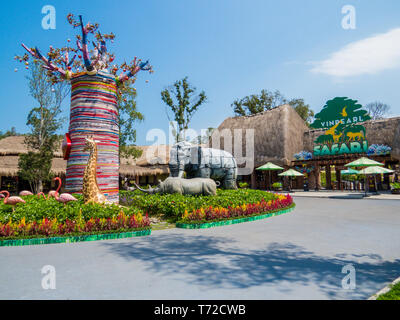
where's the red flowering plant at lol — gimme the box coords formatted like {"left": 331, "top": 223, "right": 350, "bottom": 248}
{"left": 0, "top": 211, "right": 150, "bottom": 240}
{"left": 180, "top": 194, "right": 294, "bottom": 224}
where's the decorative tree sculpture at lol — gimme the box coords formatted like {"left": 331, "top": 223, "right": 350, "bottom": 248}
{"left": 16, "top": 14, "right": 153, "bottom": 203}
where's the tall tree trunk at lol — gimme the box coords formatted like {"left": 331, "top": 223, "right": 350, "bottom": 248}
{"left": 38, "top": 179, "right": 43, "bottom": 194}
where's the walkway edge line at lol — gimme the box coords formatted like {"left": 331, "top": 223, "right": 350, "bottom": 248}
{"left": 368, "top": 276, "right": 400, "bottom": 300}
{"left": 0, "top": 229, "right": 151, "bottom": 247}
{"left": 176, "top": 205, "right": 295, "bottom": 229}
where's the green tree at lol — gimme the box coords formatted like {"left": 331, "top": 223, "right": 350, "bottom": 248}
{"left": 117, "top": 81, "right": 144, "bottom": 159}
{"left": 161, "top": 77, "right": 207, "bottom": 142}
{"left": 289, "top": 98, "right": 315, "bottom": 125}
{"left": 18, "top": 61, "right": 69, "bottom": 193}
{"left": 231, "top": 89, "right": 314, "bottom": 124}
{"left": 191, "top": 127, "right": 215, "bottom": 144}
{"left": 232, "top": 90, "right": 286, "bottom": 116}
{"left": 0, "top": 127, "right": 20, "bottom": 140}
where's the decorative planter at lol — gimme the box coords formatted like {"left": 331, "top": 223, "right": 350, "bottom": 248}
{"left": 391, "top": 189, "right": 400, "bottom": 194}
{"left": 176, "top": 206, "right": 295, "bottom": 229}
{"left": 0, "top": 229, "right": 151, "bottom": 247}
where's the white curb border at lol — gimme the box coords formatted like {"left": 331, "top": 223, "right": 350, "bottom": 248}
{"left": 368, "top": 276, "right": 400, "bottom": 300}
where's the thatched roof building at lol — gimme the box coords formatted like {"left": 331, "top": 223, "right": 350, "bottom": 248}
{"left": 0, "top": 136, "right": 169, "bottom": 189}
{"left": 120, "top": 144, "right": 170, "bottom": 177}
{"left": 211, "top": 104, "right": 309, "bottom": 167}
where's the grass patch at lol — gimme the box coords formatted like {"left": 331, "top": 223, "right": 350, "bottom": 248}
{"left": 377, "top": 281, "right": 400, "bottom": 300}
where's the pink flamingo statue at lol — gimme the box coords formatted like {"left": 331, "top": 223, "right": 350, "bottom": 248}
{"left": 0, "top": 190, "right": 26, "bottom": 212}
{"left": 48, "top": 177, "right": 62, "bottom": 199}
{"left": 19, "top": 190, "right": 34, "bottom": 196}
{"left": 37, "top": 192, "right": 46, "bottom": 199}
{"left": 53, "top": 177, "right": 78, "bottom": 205}
{"left": 47, "top": 190, "right": 57, "bottom": 199}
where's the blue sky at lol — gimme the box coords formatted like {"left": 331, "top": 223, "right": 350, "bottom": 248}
{"left": 1, "top": 0, "right": 400, "bottom": 145}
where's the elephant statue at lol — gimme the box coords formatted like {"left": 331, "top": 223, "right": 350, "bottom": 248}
{"left": 169, "top": 142, "right": 237, "bottom": 189}
{"left": 133, "top": 177, "right": 218, "bottom": 196}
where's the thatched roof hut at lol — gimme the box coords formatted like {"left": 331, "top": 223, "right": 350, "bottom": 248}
{"left": 0, "top": 136, "right": 64, "bottom": 157}
{"left": 0, "top": 136, "right": 169, "bottom": 178}
{"left": 211, "top": 104, "right": 309, "bottom": 168}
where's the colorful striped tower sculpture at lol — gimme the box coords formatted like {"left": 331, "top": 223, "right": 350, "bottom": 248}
{"left": 66, "top": 72, "right": 119, "bottom": 202}
{"left": 19, "top": 14, "right": 153, "bottom": 204}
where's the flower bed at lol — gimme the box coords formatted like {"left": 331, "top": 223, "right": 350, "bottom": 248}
{"left": 0, "top": 195, "right": 150, "bottom": 241}
{"left": 120, "top": 188, "right": 279, "bottom": 221}
{"left": 177, "top": 193, "right": 294, "bottom": 226}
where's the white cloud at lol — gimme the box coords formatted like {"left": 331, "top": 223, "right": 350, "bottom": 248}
{"left": 310, "top": 28, "right": 400, "bottom": 77}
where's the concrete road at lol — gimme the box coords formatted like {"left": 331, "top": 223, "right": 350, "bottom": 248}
{"left": 1, "top": 198, "right": 399, "bottom": 300}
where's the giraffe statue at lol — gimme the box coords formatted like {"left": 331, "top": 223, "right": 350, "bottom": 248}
{"left": 82, "top": 137, "right": 112, "bottom": 205}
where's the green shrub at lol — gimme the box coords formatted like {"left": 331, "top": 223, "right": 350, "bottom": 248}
{"left": 120, "top": 189, "right": 278, "bottom": 221}
{"left": 391, "top": 182, "right": 400, "bottom": 190}
{"left": 238, "top": 182, "right": 249, "bottom": 188}
{"left": 272, "top": 182, "right": 282, "bottom": 188}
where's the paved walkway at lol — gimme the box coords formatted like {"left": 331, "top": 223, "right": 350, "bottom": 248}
{"left": 1, "top": 198, "right": 400, "bottom": 300}
{"left": 288, "top": 190, "right": 400, "bottom": 200}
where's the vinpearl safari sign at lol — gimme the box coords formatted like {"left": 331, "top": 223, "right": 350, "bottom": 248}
{"left": 310, "top": 97, "right": 371, "bottom": 157}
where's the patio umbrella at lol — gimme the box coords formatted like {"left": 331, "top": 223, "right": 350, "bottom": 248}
{"left": 340, "top": 168, "right": 360, "bottom": 191}
{"left": 345, "top": 157, "right": 385, "bottom": 196}
{"left": 340, "top": 168, "right": 360, "bottom": 175}
{"left": 278, "top": 169, "right": 304, "bottom": 191}
{"left": 357, "top": 166, "right": 394, "bottom": 195}
{"left": 358, "top": 166, "right": 394, "bottom": 175}
{"left": 256, "top": 162, "right": 284, "bottom": 190}
{"left": 344, "top": 157, "right": 384, "bottom": 167}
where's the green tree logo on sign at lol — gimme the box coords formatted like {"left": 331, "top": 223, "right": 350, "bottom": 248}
{"left": 311, "top": 97, "right": 370, "bottom": 129}
{"left": 311, "top": 97, "right": 371, "bottom": 156}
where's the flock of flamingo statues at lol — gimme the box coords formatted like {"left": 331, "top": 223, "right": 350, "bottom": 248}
{"left": 0, "top": 177, "right": 78, "bottom": 211}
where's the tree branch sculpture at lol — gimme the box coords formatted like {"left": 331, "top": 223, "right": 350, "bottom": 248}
{"left": 15, "top": 14, "right": 153, "bottom": 203}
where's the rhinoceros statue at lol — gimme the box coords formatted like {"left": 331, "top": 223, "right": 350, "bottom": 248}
{"left": 169, "top": 141, "right": 237, "bottom": 189}
{"left": 133, "top": 177, "right": 218, "bottom": 196}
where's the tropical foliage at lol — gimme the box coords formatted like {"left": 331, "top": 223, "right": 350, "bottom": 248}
{"left": 390, "top": 182, "right": 400, "bottom": 190}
